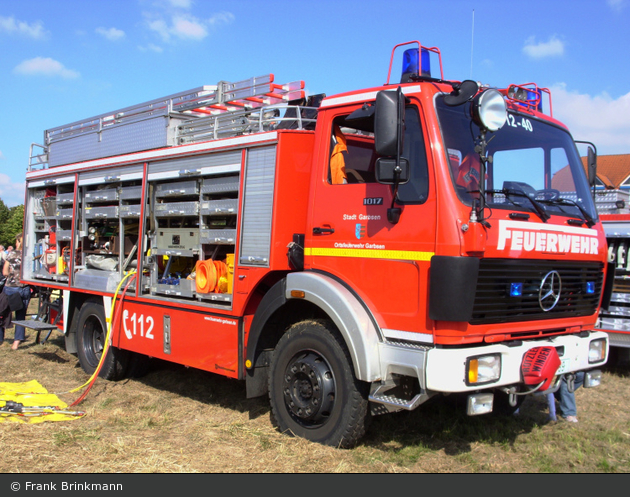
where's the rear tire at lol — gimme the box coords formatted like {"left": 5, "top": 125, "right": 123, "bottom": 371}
{"left": 76, "top": 301, "right": 129, "bottom": 380}
{"left": 268, "top": 319, "right": 369, "bottom": 448}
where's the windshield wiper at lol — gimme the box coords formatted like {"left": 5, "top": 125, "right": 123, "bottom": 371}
{"left": 489, "top": 189, "right": 550, "bottom": 222}
{"left": 539, "top": 197, "right": 596, "bottom": 228}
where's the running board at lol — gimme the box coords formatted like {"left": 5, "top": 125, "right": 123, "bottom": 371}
{"left": 11, "top": 319, "right": 59, "bottom": 345}
{"left": 12, "top": 320, "right": 58, "bottom": 331}
{"left": 369, "top": 384, "right": 428, "bottom": 413}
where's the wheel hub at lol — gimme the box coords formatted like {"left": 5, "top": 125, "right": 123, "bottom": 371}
{"left": 283, "top": 352, "right": 335, "bottom": 424}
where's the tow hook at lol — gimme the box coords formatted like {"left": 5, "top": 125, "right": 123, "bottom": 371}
{"left": 508, "top": 391, "right": 518, "bottom": 407}
{"left": 565, "top": 373, "right": 576, "bottom": 393}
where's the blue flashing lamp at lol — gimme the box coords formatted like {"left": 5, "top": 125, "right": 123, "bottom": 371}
{"left": 509, "top": 283, "right": 523, "bottom": 297}
{"left": 421, "top": 48, "right": 431, "bottom": 77}
{"left": 586, "top": 281, "right": 595, "bottom": 294}
{"left": 401, "top": 48, "right": 418, "bottom": 82}
{"left": 526, "top": 89, "right": 543, "bottom": 112}
{"left": 401, "top": 48, "right": 431, "bottom": 82}
{"left": 402, "top": 49, "right": 419, "bottom": 76}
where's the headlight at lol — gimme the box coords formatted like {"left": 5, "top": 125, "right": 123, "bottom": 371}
{"left": 588, "top": 338, "right": 607, "bottom": 363}
{"left": 466, "top": 354, "right": 501, "bottom": 385}
{"left": 471, "top": 89, "right": 507, "bottom": 132}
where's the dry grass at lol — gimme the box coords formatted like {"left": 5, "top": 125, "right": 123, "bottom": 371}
{"left": 1, "top": 299, "right": 629, "bottom": 473}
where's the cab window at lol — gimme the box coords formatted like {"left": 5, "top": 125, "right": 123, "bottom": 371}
{"left": 328, "top": 105, "right": 429, "bottom": 204}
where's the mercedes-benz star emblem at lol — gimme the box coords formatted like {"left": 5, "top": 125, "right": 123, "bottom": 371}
{"left": 539, "top": 270, "right": 562, "bottom": 311}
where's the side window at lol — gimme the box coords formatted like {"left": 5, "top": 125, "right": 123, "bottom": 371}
{"left": 328, "top": 116, "right": 377, "bottom": 185}
{"left": 398, "top": 107, "right": 429, "bottom": 204}
{"left": 327, "top": 105, "right": 429, "bottom": 205}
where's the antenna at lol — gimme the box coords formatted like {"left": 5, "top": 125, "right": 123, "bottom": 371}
{"left": 470, "top": 9, "right": 475, "bottom": 79}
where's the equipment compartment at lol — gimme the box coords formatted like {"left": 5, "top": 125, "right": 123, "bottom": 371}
{"left": 84, "top": 206, "right": 119, "bottom": 219}
{"left": 85, "top": 188, "right": 119, "bottom": 203}
{"left": 200, "top": 199, "right": 238, "bottom": 216}
{"left": 155, "top": 180, "right": 199, "bottom": 198}
{"left": 154, "top": 201, "right": 199, "bottom": 217}
{"left": 200, "top": 229, "right": 236, "bottom": 245}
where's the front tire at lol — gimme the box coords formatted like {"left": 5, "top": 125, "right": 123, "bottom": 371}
{"left": 268, "top": 319, "right": 369, "bottom": 448}
{"left": 76, "top": 301, "right": 129, "bottom": 380}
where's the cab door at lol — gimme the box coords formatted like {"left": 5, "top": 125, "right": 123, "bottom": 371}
{"left": 307, "top": 101, "right": 437, "bottom": 336}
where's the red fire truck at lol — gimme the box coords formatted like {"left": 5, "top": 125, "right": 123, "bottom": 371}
{"left": 593, "top": 188, "right": 630, "bottom": 364}
{"left": 20, "top": 41, "right": 610, "bottom": 447}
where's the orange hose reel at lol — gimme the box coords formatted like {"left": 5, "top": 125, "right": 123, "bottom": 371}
{"left": 214, "top": 260, "right": 228, "bottom": 293}
{"left": 195, "top": 259, "right": 217, "bottom": 293}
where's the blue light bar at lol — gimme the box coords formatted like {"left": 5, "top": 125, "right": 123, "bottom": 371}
{"left": 402, "top": 48, "right": 419, "bottom": 76}
{"left": 510, "top": 283, "right": 523, "bottom": 297}
{"left": 401, "top": 48, "right": 431, "bottom": 82}
{"left": 586, "top": 281, "right": 595, "bottom": 294}
{"left": 526, "top": 89, "right": 542, "bottom": 112}
{"left": 421, "top": 48, "right": 431, "bottom": 77}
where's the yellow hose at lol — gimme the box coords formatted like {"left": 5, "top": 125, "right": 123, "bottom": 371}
{"left": 67, "top": 270, "right": 138, "bottom": 394}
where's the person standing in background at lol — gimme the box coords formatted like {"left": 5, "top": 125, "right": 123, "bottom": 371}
{"left": 0, "top": 233, "right": 32, "bottom": 350}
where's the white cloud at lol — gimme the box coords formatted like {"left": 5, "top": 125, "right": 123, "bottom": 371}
{"left": 551, "top": 83, "right": 630, "bottom": 155}
{"left": 523, "top": 35, "right": 565, "bottom": 59}
{"left": 13, "top": 57, "right": 80, "bottom": 79}
{"left": 138, "top": 43, "right": 164, "bottom": 53}
{"left": 168, "top": 0, "right": 193, "bottom": 8}
{"left": 608, "top": 0, "right": 627, "bottom": 12}
{"left": 0, "top": 15, "right": 48, "bottom": 39}
{"left": 172, "top": 15, "right": 207, "bottom": 40}
{"left": 208, "top": 11, "right": 235, "bottom": 26}
{"left": 144, "top": 10, "right": 234, "bottom": 43}
{"left": 0, "top": 173, "right": 25, "bottom": 208}
{"left": 96, "top": 27, "right": 126, "bottom": 41}
{"left": 0, "top": 150, "right": 4, "bottom": 160}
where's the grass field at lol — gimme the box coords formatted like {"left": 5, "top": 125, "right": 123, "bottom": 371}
{"left": 1, "top": 300, "right": 629, "bottom": 473}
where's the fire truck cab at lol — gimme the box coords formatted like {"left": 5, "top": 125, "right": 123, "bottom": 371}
{"left": 21, "top": 41, "right": 610, "bottom": 447}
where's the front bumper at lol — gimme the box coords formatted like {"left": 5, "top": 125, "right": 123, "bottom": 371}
{"left": 423, "top": 331, "right": 608, "bottom": 393}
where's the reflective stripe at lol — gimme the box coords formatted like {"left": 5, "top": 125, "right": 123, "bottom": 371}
{"left": 305, "top": 247, "right": 433, "bottom": 261}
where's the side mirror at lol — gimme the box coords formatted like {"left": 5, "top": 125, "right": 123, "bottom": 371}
{"left": 575, "top": 140, "right": 598, "bottom": 187}
{"left": 375, "top": 89, "right": 404, "bottom": 157}
{"left": 587, "top": 146, "right": 597, "bottom": 187}
{"left": 375, "top": 158, "right": 410, "bottom": 185}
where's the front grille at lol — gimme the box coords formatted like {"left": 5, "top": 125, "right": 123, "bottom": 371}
{"left": 471, "top": 259, "right": 604, "bottom": 324}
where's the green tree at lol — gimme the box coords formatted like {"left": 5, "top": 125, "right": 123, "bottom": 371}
{"left": 0, "top": 199, "right": 24, "bottom": 247}
{"left": 5, "top": 205, "right": 25, "bottom": 245}
{"left": 0, "top": 198, "right": 9, "bottom": 246}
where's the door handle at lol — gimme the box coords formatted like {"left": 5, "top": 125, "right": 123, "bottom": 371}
{"left": 313, "top": 227, "right": 335, "bottom": 235}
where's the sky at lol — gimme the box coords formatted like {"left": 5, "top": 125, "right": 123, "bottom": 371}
{"left": 1, "top": 0, "right": 629, "bottom": 207}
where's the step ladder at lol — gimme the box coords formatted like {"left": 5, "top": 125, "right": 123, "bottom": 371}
{"left": 11, "top": 288, "right": 62, "bottom": 345}
{"left": 32, "top": 74, "right": 311, "bottom": 170}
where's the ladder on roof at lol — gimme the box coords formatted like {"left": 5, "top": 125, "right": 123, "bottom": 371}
{"left": 45, "top": 74, "right": 306, "bottom": 143}
{"left": 174, "top": 74, "right": 306, "bottom": 115}
{"left": 34, "top": 74, "right": 309, "bottom": 169}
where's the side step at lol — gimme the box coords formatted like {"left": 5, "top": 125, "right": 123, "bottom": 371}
{"left": 12, "top": 320, "right": 59, "bottom": 345}
{"left": 369, "top": 384, "right": 428, "bottom": 414}
{"left": 12, "top": 320, "right": 57, "bottom": 331}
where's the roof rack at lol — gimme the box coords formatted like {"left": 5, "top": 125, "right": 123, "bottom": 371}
{"left": 32, "top": 74, "right": 313, "bottom": 170}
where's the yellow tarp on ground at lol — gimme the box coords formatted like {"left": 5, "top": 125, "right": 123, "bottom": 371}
{"left": 0, "top": 380, "right": 85, "bottom": 424}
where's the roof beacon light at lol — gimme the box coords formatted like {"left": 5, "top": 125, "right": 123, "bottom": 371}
{"left": 401, "top": 48, "right": 431, "bottom": 82}
{"left": 387, "top": 41, "right": 444, "bottom": 85}
{"left": 506, "top": 83, "right": 551, "bottom": 113}
{"left": 401, "top": 49, "right": 418, "bottom": 81}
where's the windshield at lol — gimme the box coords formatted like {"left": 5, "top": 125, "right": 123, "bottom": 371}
{"left": 436, "top": 95, "right": 598, "bottom": 222}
